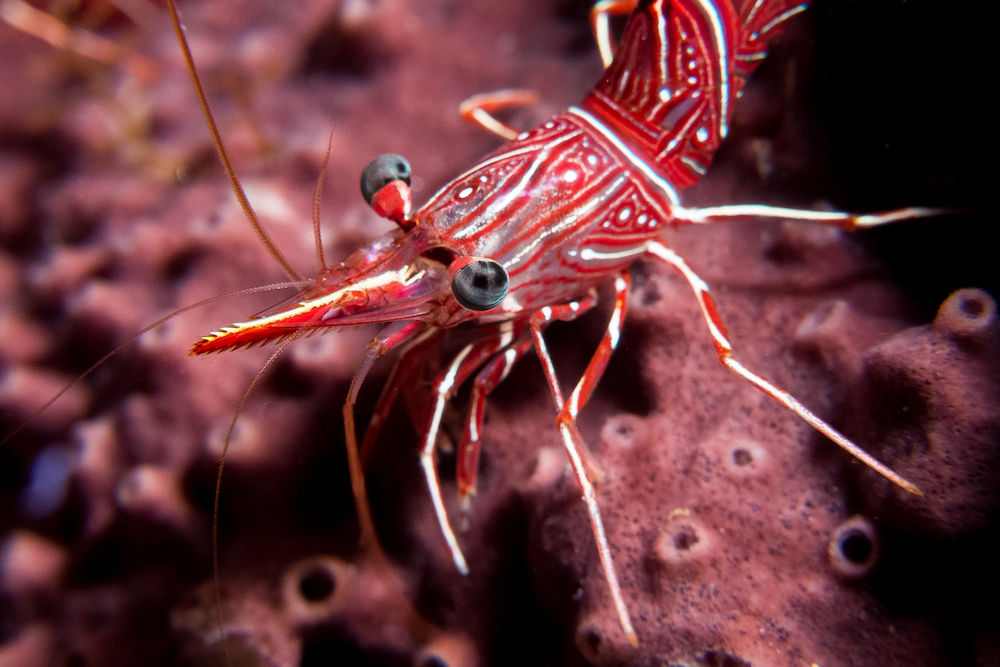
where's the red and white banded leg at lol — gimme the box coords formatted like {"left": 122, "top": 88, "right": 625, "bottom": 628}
{"left": 674, "top": 202, "right": 946, "bottom": 231}
{"left": 460, "top": 89, "right": 540, "bottom": 141}
{"left": 418, "top": 321, "right": 532, "bottom": 574}
{"left": 528, "top": 291, "right": 604, "bottom": 484}
{"left": 361, "top": 320, "right": 534, "bottom": 467}
{"left": 589, "top": 0, "right": 638, "bottom": 67}
{"left": 456, "top": 333, "right": 535, "bottom": 503}
{"left": 462, "top": 0, "right": 648, "bottom": 141}
{"left": 345, "top": 322, "right": 431, "bottom": 555}
{"left": 455, "top": 290, "right": 601, "bottom": 501}
{"left": 530, "top": 273, "right": 638, "bottom": 647}
{"left": 359, "top": 332, "right": 437, "bottom": 467}
{"left": 644, "top": 240, "right": 922, "bottom": 495}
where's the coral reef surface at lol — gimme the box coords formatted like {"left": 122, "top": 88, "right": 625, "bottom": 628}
{"left": 1, "top": 1, "right": 994, "bottom": 665}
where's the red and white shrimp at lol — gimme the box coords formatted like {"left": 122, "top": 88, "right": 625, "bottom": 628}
{"left": 181, "top": 0, "right": 942, "bottom": 647}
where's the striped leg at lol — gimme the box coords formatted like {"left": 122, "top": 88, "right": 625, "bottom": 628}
{"left": 359, "top": 333, "right": 436, "bottom": 467}
{"left": 644, "top": 240, "right": 922, "bottom": 495}
{"left": 345, "top": 322, "right": 430, "bottom": 556}
{"left": 418, "top": 322, "right": 526, "bottom": 575}
{"left": 462, "top": 0, "right": 646, "bottom": 141}
{"left": 674, "top": 203, "right": 945, "bottom": 231}
{"left": 459, "top": 89, "right": 540, "bottom": 140}
{"left": 530, "top": 273, "right": 638, "bottom": 647}
{"left": 528, "top": 291, "right": 604, "bottom": 484}
{"left": 456, "top": 333, "right": 535, "bottom": 503}
{"left": 362, "top": 320, "right": 531, "bottom": 467}
{"left": 456, "top": 290, "right": 600, "bottom": 502}
{"left": 589, "top": 0, "right": 639, "bottom": 67}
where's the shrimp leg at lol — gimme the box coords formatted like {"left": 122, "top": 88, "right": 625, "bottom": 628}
{"left": 530, "top": 273, "right": 638, "bottom": 646}
{"left": 644, "top": 240, "right": 922, "bottom": 494}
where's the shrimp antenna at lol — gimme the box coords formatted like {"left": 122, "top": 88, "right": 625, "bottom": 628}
{"left": 210, "top": 332, "right": 303, "bottom": 664}
{"left": 0, "top": 281, "right": 307, "bottom": 449}
{"left": 165, "top": 0, "right": 300, "bottom": 282}
{"left": 312, "top": 130, "right": 334, "bottom": 274}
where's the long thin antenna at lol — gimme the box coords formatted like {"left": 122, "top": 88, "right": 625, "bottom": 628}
{"left": 1, "top": 281, "right": 304, "bottom": 448}
{"left": 312, "top": 130, "right": 334, "bottom": 274}
{"left": 165, "top": 0, "right": 301, "bottom": 282}
{"left": 211, "top": 332, "right": 301, "bottom": 663}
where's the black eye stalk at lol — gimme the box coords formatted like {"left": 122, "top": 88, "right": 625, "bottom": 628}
{"left": 361, "top": 154, "right": 414, "bottom": 230}
{"left": 361, "top": 154, "right": 507, "bottom": 311}
{"left": 450, "top": 257, "right": 509, "bottom": 311}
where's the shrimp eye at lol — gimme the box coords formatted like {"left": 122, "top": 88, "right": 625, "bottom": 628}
{"left": 451, "top": 258, "right": 509, "bottom": 311}
{"left": 360, "top": 154, "right": 411, "bottom": 205}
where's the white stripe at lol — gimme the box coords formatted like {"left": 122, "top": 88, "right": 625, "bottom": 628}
{"left": 504, "top": 175, "right": 625, "bottom": 269}
{"left": 692, "top": 0, "right": 731, "bottom": 138}
{"left": 759, "top": 4, "right": 807, "bottom": 38}
{"left": 502, "top": 347, "right": 518, "bottom": 371}
{"left": 439, "top": 343, "right": 474, "bottom": 394}
{"left": 568, "top": 107, "right": 681, "bottom": 208}
{"left": 211, "top": 267, "right": 417, "bottom": 335}
{"left": 421, "top": 143, "right": 540, "bottom": 209}
{"left": 745, "top": 0, "right": 766, "bottom": 26}
{"left": 467, "top": 409, "right": 479, "bottom": 443}
{"left": 678, "top": 203, "right": 853, "bottom": 224}
{"left": 608, "top": 307, "right": 622, "bottom": 349}
{"left": 419, "top": 450, "right": 469, "bottom": 574}
{"left": 579, "top": 245, "right": 646, "bottom": 263}
{"left": 424, "top": 343, "right": 475, "bottom": 456}
{"left": 497, "top": 320, "right": 514, "bottom": 348}
{"left": 680, "top": 155, "right": 707, "bottom": 175}
{"left": 453, "top": 131, "right": 581, "bottom": 240}
{"left": 656, "top": 2, "right": 669, "bottom": 91}
{"left": 420, "top": 340, "right": 476, "bottom": 576}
